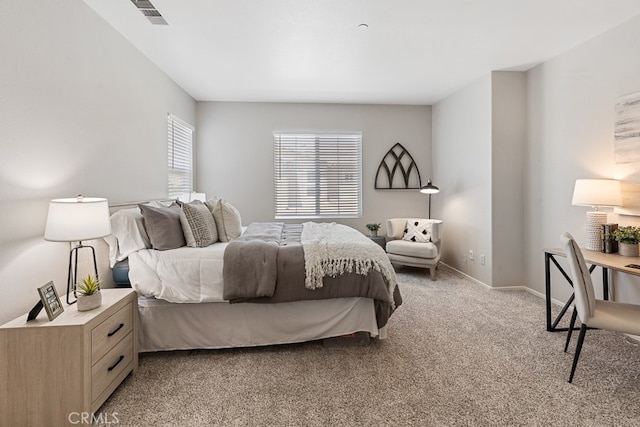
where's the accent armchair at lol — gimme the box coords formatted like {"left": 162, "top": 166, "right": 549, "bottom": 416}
{"left": 385, "top": 218, "right": 443, "bottom": 280}
{"left": 561, "top": 232, "right": 640, "bottom": 383}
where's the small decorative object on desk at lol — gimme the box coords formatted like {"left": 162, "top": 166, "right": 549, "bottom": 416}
{"left": 76, "top": 274, "right": 102, "bottom": 311}
{"left": 27, "top": 281, "right": 64, "bottom": 321}
{"left": 612, "top": 226, "right": 640, "bottom": 257}
{"left": 366, "top": 223, "right": 381, "bottom": 237}
{"left": 602, "top": 223, "right": 619, "bottom": 254}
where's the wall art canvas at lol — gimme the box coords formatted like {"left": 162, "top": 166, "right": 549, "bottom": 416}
{"left": 614, "top": 91, "right": 640, "bottom": 215}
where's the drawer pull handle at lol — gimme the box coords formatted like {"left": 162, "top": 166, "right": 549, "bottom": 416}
{"left": 108, "top": 355, "right": 125, "bottom": 372}
{"left": 107, "top": 323, "right": 125, "bottom": 337}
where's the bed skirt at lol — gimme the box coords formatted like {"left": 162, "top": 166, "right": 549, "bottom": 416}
{"left": 137, "top": 296, "right": 385, "bottom": 352}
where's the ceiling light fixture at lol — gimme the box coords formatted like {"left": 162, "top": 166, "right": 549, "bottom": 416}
{"left": 358, "top": 23, "right": 369, "bottom": 29}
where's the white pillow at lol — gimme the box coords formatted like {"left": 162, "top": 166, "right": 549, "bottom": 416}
{"left": 402, "top": 219, "right": 432, "bottom": 243}
{"left": 104, "top": 208, "right": 151, "bottom": 267}
{"left": 205, "top": 198, "right": 242, "bottom": 242}
{"left": 179, "top": 201, "right": 218, "bottom": 247}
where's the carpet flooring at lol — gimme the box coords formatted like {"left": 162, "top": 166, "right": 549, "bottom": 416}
{"left": 96, "top": 267, "right": 640, "bottom": 426}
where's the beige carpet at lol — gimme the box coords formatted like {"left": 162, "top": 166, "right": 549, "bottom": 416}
{"left": 96, "top": 268, "right": 640, "bottom": 426}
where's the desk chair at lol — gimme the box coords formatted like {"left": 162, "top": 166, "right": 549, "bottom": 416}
{"left": 560, "top": 232, "right": 640, "bottom": 383}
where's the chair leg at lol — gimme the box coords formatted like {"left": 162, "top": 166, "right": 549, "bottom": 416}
{"left": 568, "top": 323, "right": 588, "bottom": 383}
{"left": 429, "top": 266, "right": 436, "bottom": 280}
{"left": 564, "top": 309, "right": 578, "bottom": 353}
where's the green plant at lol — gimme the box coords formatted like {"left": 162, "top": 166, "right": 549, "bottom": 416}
{"left": 366, "top": 223, "right": 381, "bottom": 232}
{"left": 612, "top": 226, "right": 640, "bottom": 244}
{"left": 77, "top": 274, "right": 101, "bottom": 296}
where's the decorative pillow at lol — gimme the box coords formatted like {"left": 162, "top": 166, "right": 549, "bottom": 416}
{"left": 138, "top": 203, "right": 186, "bottom": 250}
{"left": 402, "top": 219, "right": 432, "bottom": 243}
{"left": 205, "top": 198, "right": 242, "bottom": 242}
{"left": 104, "top": 208, "right": 151, "bottom": 267}
{"left": 179, "top": 201, "right": 218, "bottom": 247}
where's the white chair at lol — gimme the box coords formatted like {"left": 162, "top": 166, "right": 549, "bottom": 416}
{"left": 560, "top": 232, "right": 640, "bottom": 383}
{"left": 385, "top": 218, "right": 443, "bottom": 280}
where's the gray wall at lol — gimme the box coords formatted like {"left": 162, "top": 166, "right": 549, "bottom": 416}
{"left": 196, "top": 102, "right": 432, "bottom": 233}
{"left": 432, "top": 75, "right": 493, "bottom": 284}
{"left": 525, "top": 14, "right": 640, "bottom": 304}
{"left": 0, "top": 0, "right": 196, "bottom": 324}
{"left": 491, "top": 71, "right": 526, "bottom": 288}
{"left": 432, "top": 13, "right": 640, "bottom": 307}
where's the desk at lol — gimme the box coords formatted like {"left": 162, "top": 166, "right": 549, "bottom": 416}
{"left": 544, "top": 248, "right": 640, "bottom": 332}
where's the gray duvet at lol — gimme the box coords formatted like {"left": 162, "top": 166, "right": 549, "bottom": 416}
{"left": 223, "top": 222, "right": 402, "bottom": 328}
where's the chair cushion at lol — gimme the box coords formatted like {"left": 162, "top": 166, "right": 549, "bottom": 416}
{"left": 386, "top": 239, "right": 438, "bottom": 259}
{"left": 589, "top": 299, "right": 640, "bottom": 335}
{"left": 402, "top": 219, "right": 432, "bottom": 243}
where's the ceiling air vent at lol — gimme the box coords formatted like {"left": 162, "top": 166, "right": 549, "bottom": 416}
{"left": 130, "top": 0, "right": 168, "bottom": 25}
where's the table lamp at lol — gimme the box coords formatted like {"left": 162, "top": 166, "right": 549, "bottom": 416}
{"left": 420, "top": 179, "right": 440, "bottom": 219}
{"left": 179, "top": 191, "right": 207, "bottom": 202}
{"left": 571, "top": 179, "right": 622, "bottom": 251}
{"left": 44, "top": 196, "right": 111, "bottom": 304}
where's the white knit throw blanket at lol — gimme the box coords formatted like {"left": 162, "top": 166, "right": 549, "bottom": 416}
{"left": 301, "top": 222, "right": 397, "bottom": 305}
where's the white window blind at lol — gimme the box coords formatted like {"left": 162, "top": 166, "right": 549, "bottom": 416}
{"left": 274, "top": 132, "right": 362, "bottom": 219}
{"left": 168, "top": 114, "right": 194, "bottom": 198}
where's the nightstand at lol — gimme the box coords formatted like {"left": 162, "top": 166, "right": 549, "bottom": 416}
{"left": 0, "top": 288, "right": 138, "bottom": 426}
{"left": 368, "top": 235, "right": 387, "bottom": 249}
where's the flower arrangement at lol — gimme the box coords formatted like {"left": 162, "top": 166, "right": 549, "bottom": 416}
{"left": 366, "top": 223, "right": 381, "bottom": 237}
{"left": 611, "top": 226, "right": 640, "bottom": 244}
{"left": 365, "top": 223, "right": 381, "bottom": 232}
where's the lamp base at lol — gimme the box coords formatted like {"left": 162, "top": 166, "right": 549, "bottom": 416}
{"left": 584, "top": 211, "right": 607, "bottom": 251}
{"left": 67, "top": 242, "right": 99, "bottom": 305}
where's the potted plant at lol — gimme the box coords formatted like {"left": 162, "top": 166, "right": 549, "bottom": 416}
{"left": 612, "top": 226, "right": 640, "bottom": 256}
{"left": 366, "top": 223, "right": 381, "bottom": 237}
{"left": 76, "top": 274, "right": 102, "bottom": 311}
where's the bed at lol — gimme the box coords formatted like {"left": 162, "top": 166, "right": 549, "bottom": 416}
{"left": 105, "top": 200, "right": 402, "bottom": 352}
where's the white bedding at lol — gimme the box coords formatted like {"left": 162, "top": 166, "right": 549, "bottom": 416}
{"left": 128, "top": 242, "right": 229, "bottom": 303}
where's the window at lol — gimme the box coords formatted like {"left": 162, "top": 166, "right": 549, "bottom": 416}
{"left": 274, "top": 132, "right": 362, "bottom": 219}
{"left": 167, "top": 114, "right": 194, "bottom": 198}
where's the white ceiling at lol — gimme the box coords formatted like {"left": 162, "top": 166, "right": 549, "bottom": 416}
{"left": 83, "top": 0, "right": 640, "bottom": 105}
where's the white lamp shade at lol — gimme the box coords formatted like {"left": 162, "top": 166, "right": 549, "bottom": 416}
{"left": 180, "top": 192, "right": 206, "bottom": 202}
{"left": 44, "top": 197, "right": 111, "bottom": 242}
{"left": 571, "top": 179, "right": 622, "bottom": 208}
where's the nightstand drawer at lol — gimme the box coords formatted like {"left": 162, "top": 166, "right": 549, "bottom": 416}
{"left": 92, "top": 331, "right": 133, "bottom": 403}
{"left": 92, "top": 302, "right": 133, "bottom": 363}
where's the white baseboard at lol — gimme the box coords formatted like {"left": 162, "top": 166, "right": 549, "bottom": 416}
{"left": 440, "top": 263, "right": 492, "bottom": 289}
{"left": 440, "top": 263, "right": 567, "bottom": 307}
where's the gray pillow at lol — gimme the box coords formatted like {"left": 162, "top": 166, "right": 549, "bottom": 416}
{"left": 139, "top": 203, "right": 186, "bottom": 250}
{"left": 179, "top": 201, "right": 218, "bottom": 247}
{"left": 205, "top": 198, "right": 242, "bottom": 242}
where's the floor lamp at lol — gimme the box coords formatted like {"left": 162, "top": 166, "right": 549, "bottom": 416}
{"left": 420, "top": 179, "right": 440, "bottom": 219}
{"left": 571, "top": 179, "right": 622, "bottom": 252}
{"left": 44, "top": 196, "right": 111, "bottom": 305}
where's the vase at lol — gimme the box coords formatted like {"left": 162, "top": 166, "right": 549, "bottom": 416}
{"left": 370, "top": 230, "right": 378, "bottom": 237}
{"left": 618, "top": 242, "right": 639, "bottom": 257}
{"left": 77, "top": 291, "right": 102, "bottom": 311}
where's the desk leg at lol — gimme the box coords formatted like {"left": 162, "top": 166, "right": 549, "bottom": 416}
{"left": 603, "top": 267, "right": 609, "bottom": 300}
{"left": 546, "top": 253, "right": 598, "bottom": 333}
{"left": 545, "top": 252, "right": 552, "bottom": 331}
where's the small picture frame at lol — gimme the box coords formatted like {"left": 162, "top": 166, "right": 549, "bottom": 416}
{"left": 37, "top": 281, "right": 64, "bottom": 321}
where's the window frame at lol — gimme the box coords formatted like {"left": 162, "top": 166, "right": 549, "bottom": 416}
{"left": 167, "top": 114, "right": 195, "bottom": 199}
{"left": 274, "top": 131, "right": 363, "bottom": 220}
